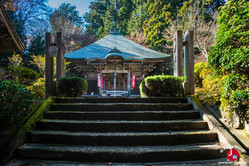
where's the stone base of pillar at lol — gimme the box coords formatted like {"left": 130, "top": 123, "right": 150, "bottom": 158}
{"left": 183, "top": 81, "right": 191, "bottom": 96}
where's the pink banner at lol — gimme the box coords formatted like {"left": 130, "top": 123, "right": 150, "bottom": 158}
{"left": 98, "top": 74, "right": 101, "bottom": 87}
{"left": 131, "top": 74, "right": 136, "bottom": 89}
{"left": 101, "top": 76, "right": 103, "bottom": 89}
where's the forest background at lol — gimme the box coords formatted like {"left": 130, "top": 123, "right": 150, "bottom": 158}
{"left": 0, "top": 0, "right": 225, "bottom": 69}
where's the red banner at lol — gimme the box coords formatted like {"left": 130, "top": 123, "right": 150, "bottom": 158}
{"left": 131, "top": 74, "right": 136, "bottom": 89}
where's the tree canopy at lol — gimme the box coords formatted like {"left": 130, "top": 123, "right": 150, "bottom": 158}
{"left": 49, "top": 3, "right": 83, "bottom": 35}
{"left": 209, "top": 0, "right": 249, "bottom": 76}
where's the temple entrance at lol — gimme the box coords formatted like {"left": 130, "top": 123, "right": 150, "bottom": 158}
{"left": 101, "top": 72, "right": 129, "bottom": 96}
{"left": 103, "top": 73, "right": 127, "bottom": 91}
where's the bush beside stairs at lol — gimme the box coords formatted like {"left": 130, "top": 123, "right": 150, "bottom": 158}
{"left": 14, "top": 97, "right": 228, "bottom": 164}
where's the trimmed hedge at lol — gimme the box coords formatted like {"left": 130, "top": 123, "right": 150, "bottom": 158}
{"left": 57, "top": 77, "right": 88, "bottom": 97}
{"left": 140, "top": 75, "right": 185, "bottom": 97}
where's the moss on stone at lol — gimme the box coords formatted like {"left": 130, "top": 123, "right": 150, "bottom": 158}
{"left": 17, "top": 97, "right": 54, "bottom": 137}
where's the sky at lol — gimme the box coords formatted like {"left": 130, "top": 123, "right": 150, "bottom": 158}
{"left": 47, "top": 0, "right": 94, "bottom": 17}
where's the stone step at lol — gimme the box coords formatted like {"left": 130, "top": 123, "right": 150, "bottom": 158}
{"left": 54, "top": 97, "right": 188, "bottom": 104}
{"left": 50, "top": 103, "right": 193, "bottom": 111}
{"left": 6, "top": 158, "right": 230, "bottom": 166}
{"left": 28, "top": 130, "right": 218, "bottom": 146}
{"left": 44, "top": 110, "right": 200, "bottom": 120}
{"left": 17, "top": 143, "right": 227, "bottom": 162}
{"left": 36, "top": 119, "right": 208, "bottom": 132}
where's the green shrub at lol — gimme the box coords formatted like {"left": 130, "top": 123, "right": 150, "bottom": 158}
{"left": 229, "top": 89, "right": 249, "bottom": 109}
{"left": 219, "top": 74, "right": 249, "bottom": 125}
{"left": 57, "top": 77, "right": 88, "bottom": 97}
{"left": 0, "top": 80, "right": 35, "bottom": 129}
{"left": 230, "top": 89, "right": 249, "bottom": 121}
{"left": 194, "top": 62, "right": 207, "bottom": 88}
{"left": 220, "top": 73, "right": 247, "bottom": 100}
{"left": 8, "top": 66, "right": 40, "bottom": 85}
{"left": 209, "top": 0, "right": 249, "bottom": 76}
{"left": 206, "top": 0, "right": 249, "bottom": 127}
{"left": 195, "top": 63, "right": 223, "bottom": 104}
{"left": 16, "top": 66, "right": 40, "bottom": 85}
{"left": 0, "top": 67, "right": 4, "bottom": 79}
{"left": 139, "top": 75, "right": 185, "bottom": 97}
{"left": 196, "top": 71, "right": 249, "bottom": 127}
{"left": 200, "top": 74, "right": 224, "bottom": 104}
{"left": 220, "top": 88, "right": 249, "bottom": 128}
{"left": 28, "top": 77, "right": 45, "bottom": 100}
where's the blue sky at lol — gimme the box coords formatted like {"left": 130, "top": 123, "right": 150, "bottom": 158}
{"left": 47, "top": 0, "right": 94, "bottom": 17}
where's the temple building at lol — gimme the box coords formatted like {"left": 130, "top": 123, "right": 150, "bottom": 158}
{"left": 65, "top": 28, "right": 170, "bottom": 96}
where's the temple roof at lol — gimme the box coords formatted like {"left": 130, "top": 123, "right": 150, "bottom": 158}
{"left": 0, "top": 4, "right": 24, "bottom": 52}
{"left": 65, "top": 31, "right": 170, "bottom": 60}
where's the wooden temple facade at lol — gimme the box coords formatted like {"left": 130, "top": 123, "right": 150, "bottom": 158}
{"left": 65, "top": 29, "right": 170, "bottom": 96}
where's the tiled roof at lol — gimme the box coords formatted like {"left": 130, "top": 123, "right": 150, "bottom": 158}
{"left": 65, "top": 32, "right": 170, "bottom": 60}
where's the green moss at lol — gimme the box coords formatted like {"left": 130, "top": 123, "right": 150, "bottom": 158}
{"left": 6, "top": 102, "right": 41, "bottom": 136}
{"left": 17, "top": 97, "right": 54, "bottom": 137}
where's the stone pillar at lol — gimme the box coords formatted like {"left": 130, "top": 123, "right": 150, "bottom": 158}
{"left": 183, "top": 32, "right": 191, "bottom": 95}
{"left": 62, "top": 40, "right": 66, "bottom": 77}
{"left": 45, "top": 32, "right": 55, "bottom": 98}
{"left": 173, "top": 31, "right": 183, "bottom": 77}
{"left": 56, "top": 32, "right": 64, "bottom": 80}
{"left": 183, "top": 31, "right": 195, "bottom": 95}
{"left": 188, "top": 31, "right": 195, "bottom": 95}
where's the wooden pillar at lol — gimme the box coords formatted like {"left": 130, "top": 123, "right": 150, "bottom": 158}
{"left": 56, "top": 32, "right": 64, "bottom": 80}
{"left": 173, "top": 31, "right": 183, "bottom": 77}
{"left": 45, "top": 33, "right": 55, "bottom": 98}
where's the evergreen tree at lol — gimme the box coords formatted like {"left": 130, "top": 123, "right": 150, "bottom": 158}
{"left": 28, "top": 34, "right": 45, "bottom": 56}
{"left": 143, "top": 0, "right": 184, "bottom": 51}
{"left": 144, "top": 0, "right": 170, "bottom": 51}
{"left": 97, "top": 4, "right": 115, "bottom": 39}
{"left": 118, "top": 0, "right": 133, "bottom": 35}
{"left": 84, "top": 0, "right": 112, "bottom": 36}
{"left": 127, "top": 1, "right": 148, "bottom": 34}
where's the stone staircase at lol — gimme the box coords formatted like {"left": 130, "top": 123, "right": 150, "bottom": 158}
{"left": 16, "top": 97, "right": 227, "bottom": 164}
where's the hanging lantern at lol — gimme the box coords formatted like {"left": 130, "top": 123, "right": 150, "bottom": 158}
{"left": 49, "top": 43, "right": 58, "bottom": 57}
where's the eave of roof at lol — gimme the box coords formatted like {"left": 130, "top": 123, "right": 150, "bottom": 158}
{"left": 65, "top": 32, "right": 170, "bottom": 60}
{"left": 0, "top": 3, "right": 25, "bottom": 52}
